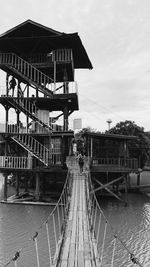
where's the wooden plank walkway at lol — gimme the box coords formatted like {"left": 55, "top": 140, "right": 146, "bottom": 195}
{"left": 58, "top": 158, "right": 97, "bottom": 267}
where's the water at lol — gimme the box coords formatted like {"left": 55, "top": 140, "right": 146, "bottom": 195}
{"left": 0, "top": 172, "right": 150, "bottom": 266}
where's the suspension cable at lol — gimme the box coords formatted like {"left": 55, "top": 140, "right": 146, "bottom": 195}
{"left": 87, "top": 171, "right": 144, "bottom": 267}
{"left": 3, "top": 170, "right": 72, "bottom": 267}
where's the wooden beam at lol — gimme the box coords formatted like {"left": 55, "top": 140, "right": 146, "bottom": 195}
{"left": 92, "top": 176, "right": 124, "bottom": 194}
{"left": 94, "top": 179, "right": 124, "bottom": 202}
{"left": 130, "top": 184, "right": 150, "bottom": 189}
{"left": 124, "top": 175, "right": 128, "bottom": 206}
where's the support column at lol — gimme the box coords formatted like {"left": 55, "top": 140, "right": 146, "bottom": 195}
{"left": 16, "top": 111, "right": 20, "bottom": 133}
{"left": 16, "top": 173, "right": 19, "bottom": 196}
{"left": 124, "top": 140, "right": 127, "bottom": 166}
{"left": 35, "top": 173, "right": 40, "bottom": 201}
{"left": 36, "top": 87, "right": 38, "bottom": 98}
{"left": 63, "top": 106, "right": 68, "bottom": 131}
{"left": 24, "top": 176, "right": 28, "bottom": 193}
{"left": 137, "top": 171, "right": 141, "bottom": 192}
{"left": 6, "top": 73, "right": 9, "bottom": 96}
{"left": 124, "top": 174, "right": 128, "bottom": 206}
{"left": 5, "top": 105, "right": 9, "bottom": 133}
{"left": 4, "top": 174, "right": 7, "bottom": 201}
{"left": 54, "top": 60, "right": 56, "bottom": 91}
{"left": 4, "top": 105, "right": 9, "bottom": 201}
{"left": 26, "top": 85, "right": 29, "bottom": 133}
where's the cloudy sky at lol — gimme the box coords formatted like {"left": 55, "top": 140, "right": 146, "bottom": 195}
{"left": 0, "top": 0, "right": 150, "bottom": 131}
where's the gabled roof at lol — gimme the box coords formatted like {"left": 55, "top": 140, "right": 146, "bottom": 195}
{"left": 0, "top": 20, "right": 93, "bottom": 69}
{"left": 0, "top": 19, "right": 62, "bottom": 38}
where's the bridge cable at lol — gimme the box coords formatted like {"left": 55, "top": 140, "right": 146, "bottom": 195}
{"left": 3, "top": 171, "right": 71, "bottom": 267}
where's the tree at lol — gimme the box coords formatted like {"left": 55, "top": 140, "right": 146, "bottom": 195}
{"left": 108, "top": 120, "right": 149, "bottom": 168}
{"left": 75, "top": 127, "right": 102, "bottom": 155}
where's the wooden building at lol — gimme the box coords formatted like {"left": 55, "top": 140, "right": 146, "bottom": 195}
{"left": 0, "top": 20, "right": 92, "bottom": 202}
{"left": 83, "top": 132, "right": 139, "bottom": 204}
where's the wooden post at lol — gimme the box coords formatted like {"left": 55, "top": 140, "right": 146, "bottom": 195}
{"left": 124, "top": 174, "right": 128, "bottom": 206}
{"left": 16, "top": 173, "right": 19, "bottom": 196}
{"left": 54, "top": 60, "right": 56, "bottom": 91}
{"left": 63, "top": 106, "right": 68, "bottom": 131}
{"left": 5, "top": 105, "right": 9, "bottom": 133}
{"left": 35, "top": 173, "right": 40, "bottom": 201}
{"left": 137, "top": 170, "right": 141, "bottom": 192}
{"left": 6, "top": 73, "right": 9, "bottom": 96}
{"left": 36, "top": 86, "right": 38, "bottom": 98}
{"left": 24, "top": 175, "right": 28, "bottom": 193}
{"left": 26, "top": 84, "right": 29, "bottom": 133}
{"left": 16, "top": 111, "right": 20, "bottom": 133}
{"left": 4, "top": 174, "right": 7, "bottom": 201}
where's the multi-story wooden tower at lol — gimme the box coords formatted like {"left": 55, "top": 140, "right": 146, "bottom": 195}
{"left": 0, "top": 20, "right": 92, "bottom": 201}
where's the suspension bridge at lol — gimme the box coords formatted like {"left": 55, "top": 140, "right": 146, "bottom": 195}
{"left": 3, "top": 156, "right": 143, "bottom": 267}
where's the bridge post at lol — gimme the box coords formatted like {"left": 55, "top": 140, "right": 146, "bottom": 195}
{"left": 4, "top": 174, "right": 7, "bottom": 201}
{"left": 16, "top": 173, "right": 19, "bottom": 196}
{"left": 35, "top": 173, "right": 40, "bottom": 201}
{"left": 124, "top": 174, "right": 128, "bottom": 206}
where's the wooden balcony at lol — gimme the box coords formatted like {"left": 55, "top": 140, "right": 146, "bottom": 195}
{"left": 91, "top": 157, "right": 138, "bottom": 173}
{"left": 0, "top": 156, "right": 32, "bottom": 169}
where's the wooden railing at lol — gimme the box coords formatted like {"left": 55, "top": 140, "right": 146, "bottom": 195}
{"left": 52, "top": 49, "right": 73, "bottom": 62}
{"left": 51, "top": 154, "right": 62, "bottom": 165}
{"left": 12, "top": 135, "right": 50, "bottom": 166}
{"left": 0, "top": 156, "right": 32, "bottom": 169}
{"left": 0, "top": 53, "right": 54, "bottom": 95}
{"left": 22, "top": 53, "right": 52, "bottom": 64}
{"left": 5, "top": 98, "right": 52, "bottom": 133}
{"left": 54, "top": 81, "right": 78, "bottom": 94}
{"left": 92, "top": 157, "right": 138, "bottom": 170}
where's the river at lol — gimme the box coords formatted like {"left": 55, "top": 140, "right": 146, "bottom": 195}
{"left": 0, "top": 172, "right": 150, "bottom": 266}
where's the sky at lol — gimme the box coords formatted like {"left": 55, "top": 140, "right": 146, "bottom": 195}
{"left": 0, "top": 0, "right": 150, "bottom": 132}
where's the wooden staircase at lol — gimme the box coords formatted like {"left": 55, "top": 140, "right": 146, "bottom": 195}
{"left": 0, "top": 52, "right": 54, "bottom": 97}
{"left": 6, "top": 97, "right": 52, "bottom": 133}
{"left": 11, "top": 134, "right": 50, "bottom": 166}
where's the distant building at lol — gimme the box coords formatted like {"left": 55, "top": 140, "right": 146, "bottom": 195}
{"left": 73, "top": 118, "right": 82, "bottom": 131}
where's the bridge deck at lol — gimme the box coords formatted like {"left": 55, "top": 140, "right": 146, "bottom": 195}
{"left": 58, "top": 159, "right": 96, "bottom": 267}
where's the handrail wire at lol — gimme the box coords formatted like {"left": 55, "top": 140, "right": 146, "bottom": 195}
{"left": 87, "top": 171, "right": 143, "bottom": 267}
{"left": 3, "top": 170, "right": 72, "bottom": 267}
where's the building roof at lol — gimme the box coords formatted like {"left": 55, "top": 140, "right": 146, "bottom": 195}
{"left": 83, "top": 132, "right": 137, "bottom": 140}
{"left": 0, "top": 19, "right": 93, "bottom": 69}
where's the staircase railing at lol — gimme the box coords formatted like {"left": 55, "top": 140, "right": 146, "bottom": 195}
{"left": 6, "top": 97, "right": 52, "bottom": 133}
{"left": 0, "top": 53, "right": 54, "bottom": 96}
{"left": 12, "top": 134, "right": 50, "bottom": 166}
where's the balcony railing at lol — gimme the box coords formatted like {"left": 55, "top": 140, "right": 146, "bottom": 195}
{"left": 53, "top": 81, "right": 78, "bottom": 94}
{"left": 92, "top": 157, "right": 138, "bottom": 170}
{"left": 52, "top": 49, "right": 73, "bottom": 63}
{"left": 0, "top": 80, "right": 78, "bottom": 97}
{"left": 51, "top": 154, "right": 62, "bottom": 165}
{"left": 0, "top": 156, "right": 32, "bottom": 169}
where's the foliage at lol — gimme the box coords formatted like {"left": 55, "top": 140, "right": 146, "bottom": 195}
{"left": 75, "top": 127, "right": 96, "bottom": 154}
{"left": 108, "top": 120, "right": 149, "bottom": 168}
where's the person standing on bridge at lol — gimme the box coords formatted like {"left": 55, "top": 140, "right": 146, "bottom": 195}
{"left": 78, "top": 153, "right": 84, "bottom": 173}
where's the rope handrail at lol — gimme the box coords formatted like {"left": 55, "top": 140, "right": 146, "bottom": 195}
{"left": 3, "top": 170, "right": 72, "bottom": 267}
{"left": 87, "top": 171, "right": 143, "bottom": 267}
